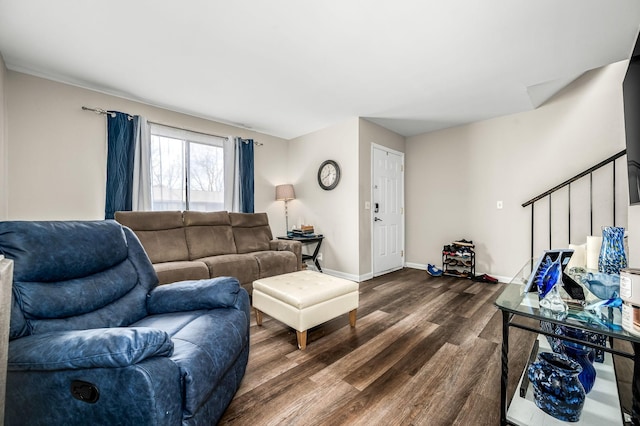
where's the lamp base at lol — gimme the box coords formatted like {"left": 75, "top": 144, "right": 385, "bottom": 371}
{"left": 284, "top": 201, "right": 289, "bottom": 235}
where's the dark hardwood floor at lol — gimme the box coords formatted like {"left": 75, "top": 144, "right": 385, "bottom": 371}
{"left": 218, "top": 268, "right": 632, "bottom": 425}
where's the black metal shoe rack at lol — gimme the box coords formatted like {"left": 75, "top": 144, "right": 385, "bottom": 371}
{"left": 442, "top": 243, "right": 475, "bottom": 279}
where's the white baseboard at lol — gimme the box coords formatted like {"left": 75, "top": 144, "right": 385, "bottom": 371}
{"left": 315, "top": 267, "right": 363, "bottom": 282}
{"left": 404, "top": 262, "right": 510, "bottom": 283}
{"left": 319, "top": 264, "right": 512, "bottom": 284}
{"left": 358, "top": 271, "right": 374, "bottom": 281}
{"left": 405, "top": 262, "right": 426, "bottom": 270}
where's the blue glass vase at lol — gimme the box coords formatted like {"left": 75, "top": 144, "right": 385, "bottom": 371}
{"left": 598, "top": 226, "right": 627, "bottom": 275}
{"left": 561, "top": 344, "right": 596, "bottom": 394}
{"left": 561, "top": 331, "right": 596, "bottom": 395}
{"left": 528, "top": 352, "right": 585, "bottom": 422}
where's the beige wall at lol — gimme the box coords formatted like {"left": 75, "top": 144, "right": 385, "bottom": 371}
{"left": 406, "top": 60, "right": 632, "bottom": 279}
{"left": 358, "top": 119, "right": 405, "bottom": 277}
{"left": 4, "top": 61, "right": 639, "bottom": 281}
{"left": 5, "top": 72, "right": 290, "bottom": 229}
{"left": 0, "top": 55, "right": 7, "bottom": 220}
{"left": 289, "top": 118, "right": 360, "bottom": 279}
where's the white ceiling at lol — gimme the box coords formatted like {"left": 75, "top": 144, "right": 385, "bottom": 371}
{"left": 1, "top": 1, "right": 639, "bottom": 139}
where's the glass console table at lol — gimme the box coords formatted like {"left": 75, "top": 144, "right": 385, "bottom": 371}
{"left": 495, "top": 259, "right": 640, "bottom": 425}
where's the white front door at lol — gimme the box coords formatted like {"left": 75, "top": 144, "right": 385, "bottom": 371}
{"left": 372, "top": 145, "right": 404, "bottom": 276}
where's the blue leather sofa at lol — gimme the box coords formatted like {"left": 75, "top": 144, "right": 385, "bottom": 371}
{"left": 0, "top": 220, "right": 250, "bottom": 425}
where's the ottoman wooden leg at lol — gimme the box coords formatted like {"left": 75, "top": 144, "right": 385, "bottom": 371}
{"left": 255, "top": 308, "right": 263, "bottom": 326}
{"left": 349, "top": 309, "right": 357, "bottom": 327}
{"left": 296, "top": 330, "right": 307, "bottom": 350}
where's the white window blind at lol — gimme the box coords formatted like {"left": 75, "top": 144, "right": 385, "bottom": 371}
{"left": 149, "top": 123, "right": 227, "bottom": 212}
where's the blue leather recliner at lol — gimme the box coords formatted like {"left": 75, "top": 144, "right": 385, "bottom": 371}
{"left": 0, "top": 220, "right": 250, "bottom": 425}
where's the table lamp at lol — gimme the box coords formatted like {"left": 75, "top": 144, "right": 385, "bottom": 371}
{"left": 275, "top": 184, "right": 295, "bottom": 234}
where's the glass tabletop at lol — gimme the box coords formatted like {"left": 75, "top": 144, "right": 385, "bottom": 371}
{"left": 495, "top": 259, "right": 640, "bottom": 344}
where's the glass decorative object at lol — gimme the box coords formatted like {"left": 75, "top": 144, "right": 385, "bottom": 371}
{"left": 583, "top": 271, "right": 620, "bottom": 300}
{"left": 598, "top": 226, "right": 627, "bottom": 275}
{"left": 536, "top": 256, "right": 568, "bottom": 313}
{"left": 528, "top": 352, "right": 586, "bottom": 422}
{"left": 561, "top": 327, "right": 597, "bottom": 394}
{"left": 540, "top": 321, "right": 564, "bottom": 354}
{"left": 584, "top": 331, "right": 607, "bottom": 363}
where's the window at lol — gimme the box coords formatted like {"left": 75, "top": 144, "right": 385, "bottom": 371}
{"left": 150, "top": 124, "right": 226, "bottom": 211}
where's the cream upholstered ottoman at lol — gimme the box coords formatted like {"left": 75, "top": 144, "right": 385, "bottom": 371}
{"left": 252, "top": 270, "right": 359, "bottom": 350}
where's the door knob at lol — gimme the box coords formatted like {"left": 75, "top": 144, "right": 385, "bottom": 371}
{"left": 374, "top": 217, "right": 382, "bottom": 222}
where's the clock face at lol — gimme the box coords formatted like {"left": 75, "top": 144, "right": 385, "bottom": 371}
{"left": 318, "top": 160, "right": 341, "bottom": 190}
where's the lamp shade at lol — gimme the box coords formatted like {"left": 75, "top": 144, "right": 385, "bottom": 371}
{"left": 275, "top": 184, "right": 295, "bottom": 201}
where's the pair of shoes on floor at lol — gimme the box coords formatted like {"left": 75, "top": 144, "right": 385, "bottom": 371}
{"left": 474, "top": 273, "right": 498, "bottom": 283}
{"left": 427, "top": 264, "right": 443, "bottom": 277}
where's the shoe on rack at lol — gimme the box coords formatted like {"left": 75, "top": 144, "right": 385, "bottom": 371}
{"left": 455, "top": 248, "right": 471, "bottom": 258}
{"left": 427, "top": 264, "right": 443, "bottom": 277}
{"left": 453, "top": 239, "right": 474, "bottom": 247}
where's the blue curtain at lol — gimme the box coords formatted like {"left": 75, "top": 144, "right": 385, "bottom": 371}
{"left": 105, "top": 112, "right": 137, "bottom": 219}
{"left": 237, "top": 138, "right": 254, "bottom": 213}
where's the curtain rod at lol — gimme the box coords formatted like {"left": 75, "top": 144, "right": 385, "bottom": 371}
{"left": 82, "top": 106, "right": 262, "bottom": 146}
{"left": 82, "top": 106, "right": 116, "bottom": 117}
{"left": 147, "top": 120, "right": 263, "bottom": 146}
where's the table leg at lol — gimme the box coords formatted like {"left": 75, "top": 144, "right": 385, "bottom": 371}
{"left": 633, "top": 342, "right": 640, "bottom": 426}
{"left": 311, "top": 239, "right": 323, "bottom": 272}
{"left": 501, "top": 310, "right": 509, "bottom": 426}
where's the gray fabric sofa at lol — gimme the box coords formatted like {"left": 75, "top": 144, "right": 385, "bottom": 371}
{"left": 115, "top": 211, "right": 302, "bottom": 293}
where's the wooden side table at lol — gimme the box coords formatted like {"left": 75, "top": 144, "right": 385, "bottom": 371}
{"left": 277, "top": 235, "right": 324, "bottom": 272}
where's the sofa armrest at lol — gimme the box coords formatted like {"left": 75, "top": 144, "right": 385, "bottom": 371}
{"left": 270, "top": 239, "right": 303, "bottom": 271}
{"left": 147, "top": 276, "right": 249, "bottom": 314}
{"left": 8, "top": 327, "right": 173, "bottom": 371}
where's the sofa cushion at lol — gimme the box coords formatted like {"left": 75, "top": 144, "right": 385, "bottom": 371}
{"left": 115, "top": 211, "right": 189, "bottom": 264}
{"left": 134, "top": 309, "right": 249, "bottom": 418}
{"left": 0, "top": 220, "right": 128, "bottom": 283}
{"left": 199, "top": 254, "right": 259, "bottom": 285}
{"left": 184, "top": 211, "right": 237, "bottom": 258}
{"left": 1, "top": 222, "right": 156, "bottom": 338}
{"left": 154, "top": 261, "right": 210, "bottom": 285}
{"left": 147, "top": 277, "right": 244, "bottom": 314}
{"left": 115, "top": 211, "right": 183, "bottom": 231}
{"left": 229, "top": 212, "right": 273, "bottom": 254}
{"left": 253, "top": 251, "right": 298, "bottom": 278}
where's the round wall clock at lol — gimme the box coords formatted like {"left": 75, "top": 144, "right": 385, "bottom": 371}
{"left": 317, "top": 160, "right": 341, "bottom": 190}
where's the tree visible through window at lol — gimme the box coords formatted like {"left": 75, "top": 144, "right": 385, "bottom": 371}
{"left": 150, "top": 125, "right": 225, "bottom": 211}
